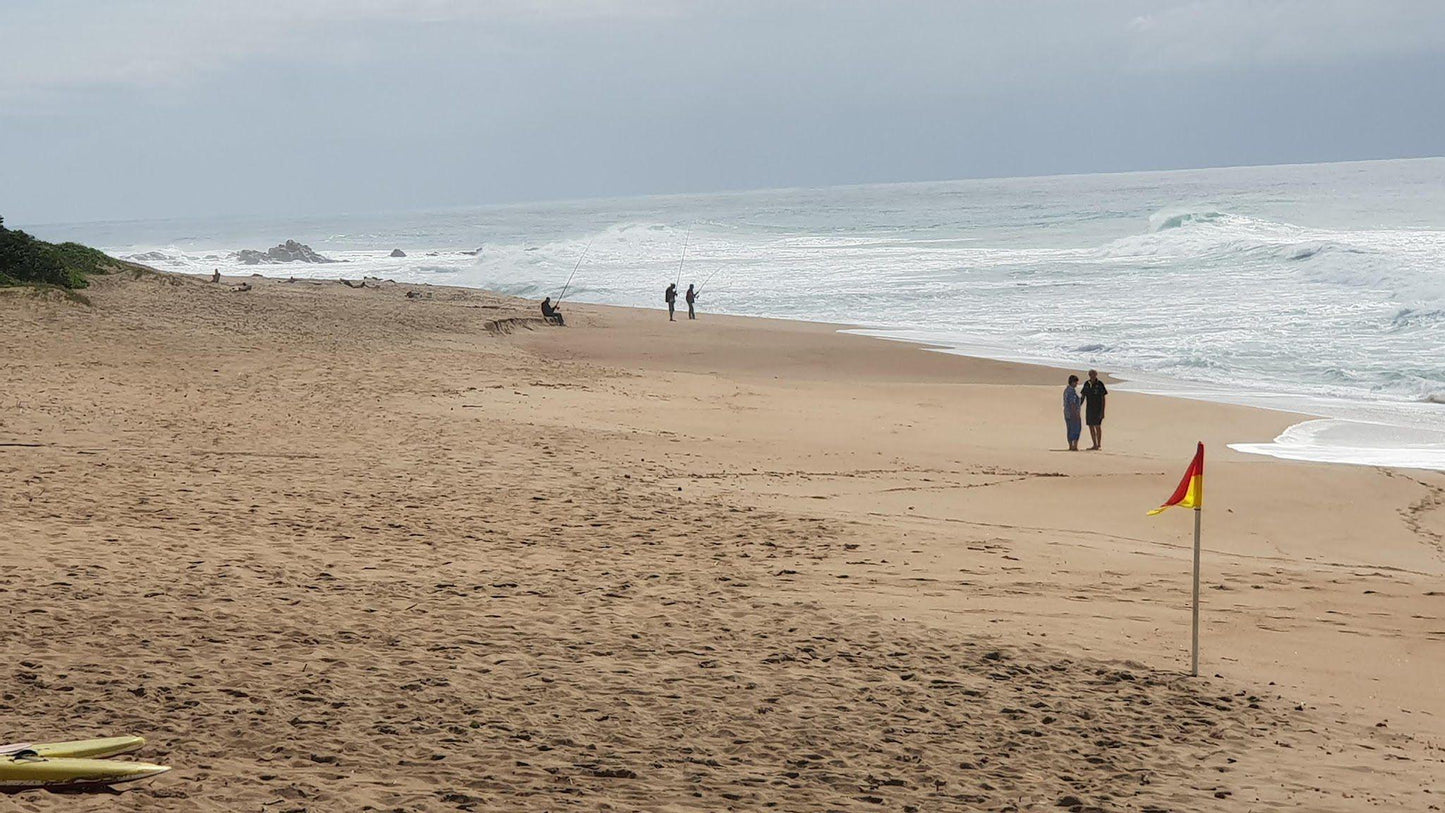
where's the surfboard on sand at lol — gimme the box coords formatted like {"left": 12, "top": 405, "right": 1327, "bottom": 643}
{"left": 0, "top": 755, "right": 170, "bottom": 789}
{"left": 0, "top": 737, "right": 166, "bottom": 790}
{"left": 0, "top": 736, "right": 147, "bottom": 760}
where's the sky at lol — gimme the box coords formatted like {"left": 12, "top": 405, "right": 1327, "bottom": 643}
{"left": 2, "top": 0, "right": 1444, "bottom": 224}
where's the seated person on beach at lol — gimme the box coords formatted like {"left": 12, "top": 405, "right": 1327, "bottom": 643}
{"left": 540, "top": 297, "right": 564, "bottom": 326}
{"left": 1080, "top": 369, "right": 1107, "bottom": 450}
{"left": 1063, "top": 374, "right": 1082, "bottom": 451}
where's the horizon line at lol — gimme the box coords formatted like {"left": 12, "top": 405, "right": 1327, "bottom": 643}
{"left": 24, "top": 153, "right": 1444, "bottom": 230}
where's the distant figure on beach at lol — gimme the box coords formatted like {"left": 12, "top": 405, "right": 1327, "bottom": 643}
{"left": 665, "top": 283, "right": 678, "bottom": 321}
{"left": 685, "top": 284, "right": 697, "bottom": 320}
{"left": 540, "top": 297, "right": 564, "bottom": 326}
{"left": 211, "top": 268, "right": 221, "bottom": 283}
{"left": 1063, "top": 374, "right": 1082, "bottom": 451}
{"left": 1080, "top": 369, "right": 1107, "bottom": 450}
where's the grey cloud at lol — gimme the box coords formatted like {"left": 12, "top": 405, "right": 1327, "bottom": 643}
{"left": 1, "top": 0, "right": 1442, "bottom": 223}
{"left": 8, "top": 0, "right": 1444, "bottom": 100}
{"left": 0, "top": 0, "right": 680, "bottom": 100}
{"left": 1124, "top": 0, "right": 1445, "bottom": 70}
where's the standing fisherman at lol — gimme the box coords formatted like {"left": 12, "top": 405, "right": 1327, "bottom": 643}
{"left": 685, "top": 284, "right": 697, "bottom": 320}
{"left": 668, "top": 226, "right": 690, "bottom": 322}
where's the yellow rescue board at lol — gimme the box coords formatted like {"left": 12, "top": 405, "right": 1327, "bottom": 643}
{"left": 0, "top": 755, "right": 170, "bottom": 788}
{"left": 4, "top": 736, "right": 148, "bottom": 759}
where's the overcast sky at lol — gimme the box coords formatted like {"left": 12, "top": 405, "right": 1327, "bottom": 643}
{"left": 2, "top": 0, "right": 1443, "bottom": 224}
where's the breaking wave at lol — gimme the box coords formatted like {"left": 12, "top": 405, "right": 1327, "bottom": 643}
{"left": 1148, "top": 209, "right": 1227, "bottom": 231}
{"left": 1090, "top": 208, "right": 1445, "bottom": 310}
{"left": 1101, "top": 210, "right": 1356, "bottom": 263}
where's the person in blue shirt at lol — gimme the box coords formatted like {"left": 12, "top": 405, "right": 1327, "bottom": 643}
{"left": 1063, "top": 375, "right": 1082, "bottom": 451}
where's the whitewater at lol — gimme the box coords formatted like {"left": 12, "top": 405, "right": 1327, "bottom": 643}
{"left": 35, "top": 157, "right": 1445, "bottom": 470}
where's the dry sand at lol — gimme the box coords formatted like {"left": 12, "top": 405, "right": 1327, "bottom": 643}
{"left": 1, "top": 270, "right": 1441, "bottom": 812}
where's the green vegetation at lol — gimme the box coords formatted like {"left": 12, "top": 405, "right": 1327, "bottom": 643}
{"left": 0, "top": 215, "right": 133, "bottom": 289}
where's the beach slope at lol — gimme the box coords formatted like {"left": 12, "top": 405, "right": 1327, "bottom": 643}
{"left": 1, "top": 272, "right": 1440, "bottom": 811}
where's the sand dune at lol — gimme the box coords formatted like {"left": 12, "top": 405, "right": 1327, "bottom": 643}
{"left": 1, "top": 272, "right": 1440, "bottom": 811}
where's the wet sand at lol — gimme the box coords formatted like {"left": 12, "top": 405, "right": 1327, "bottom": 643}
{"left": 1, "top": 271, "right": 1441, "bottom": 811}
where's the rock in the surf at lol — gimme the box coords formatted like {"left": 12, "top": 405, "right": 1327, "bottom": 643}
{"left": 235, "top": 240, "right": 336, "bottom": 265}
{"left": 125, "top": 251, "right": 172, "bottom": 262}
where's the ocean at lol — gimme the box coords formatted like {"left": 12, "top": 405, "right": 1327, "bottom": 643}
{"left": 31, "top": 157, "right": 1445, "bottom": 470}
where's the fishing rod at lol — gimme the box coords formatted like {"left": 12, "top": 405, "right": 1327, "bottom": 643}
{"left": 674, "top": 225, "right": 691, "bottom": 288}
{"left": 555, "top": 237, "right": 593, "bottom": 305}
{"left": 695, "top": 264, "right": 725, "bottom": 295}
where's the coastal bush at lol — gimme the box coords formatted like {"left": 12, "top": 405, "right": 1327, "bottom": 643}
{"left": 0, "top": 215, "right": 120, "bottom": 289}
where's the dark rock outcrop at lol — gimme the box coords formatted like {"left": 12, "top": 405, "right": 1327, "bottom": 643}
{"left": 235, "top": 240, "right": 335, "bottom": 265}
{"left": 126, "top": 251, "right": 172, "bottom": 262}
{"left": 390, "top": 248, "right": 406, "bottom": 257}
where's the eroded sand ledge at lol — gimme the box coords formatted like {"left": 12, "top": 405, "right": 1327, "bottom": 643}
{"left": 1, "top": 271, "right": 1441, "bottom": 811}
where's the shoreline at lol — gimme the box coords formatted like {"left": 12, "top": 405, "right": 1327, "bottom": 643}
{"left": 97, "top": 242, "right": 1445, "bottom": 472}
{"left": 551, "top": 302, "right": 1445, "bottom": 476}
{"left": 89, "top": 260, "right": 1445, "bottom": 475}
{"left": 844, "top": 327, "right": 1445, "bottom": 474}
{"left": 4, "top": 269, "right": 1441, "bottom": 810}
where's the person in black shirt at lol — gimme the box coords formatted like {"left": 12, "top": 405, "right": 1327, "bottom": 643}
{"left": 540, "top": 297, "right": 564, "bottom": 326}
{"left": 1080, "top": 369, "right": 1107, "bottom": 450}
{"left": 685, "top": 284, "right": 697, "bottom": 320}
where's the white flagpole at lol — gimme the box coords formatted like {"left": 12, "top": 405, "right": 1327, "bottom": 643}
{"left": 1191, "top": 505, "right": 1202, "bottom": 677}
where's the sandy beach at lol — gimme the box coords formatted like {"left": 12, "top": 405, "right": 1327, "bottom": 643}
{"left": 2, "top": 270, "right": 1441, "bottom": 812}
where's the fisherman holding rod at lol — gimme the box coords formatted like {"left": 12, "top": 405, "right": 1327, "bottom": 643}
{"left": 689, "top": 264, "right": 726, "bottom": 320}
{"left": 542, "top": 238, "right": 593, "bottom": 327}
{"left": 670, "top": 266, "right": 722, "bottom": 322}
{"left": 664, "top": 226, "right": 691, "bottom": 322}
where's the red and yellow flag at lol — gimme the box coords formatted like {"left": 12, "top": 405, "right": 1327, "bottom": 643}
{"left": 1148, "top": 442, "right": 1204, "bottom": 515}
